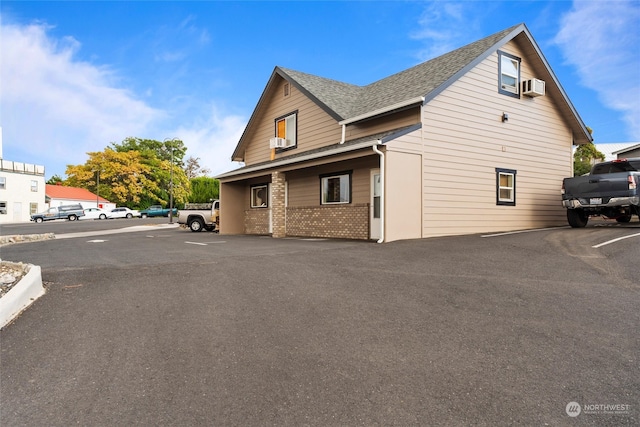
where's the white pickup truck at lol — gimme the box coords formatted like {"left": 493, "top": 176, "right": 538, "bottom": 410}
{"left": 177, "top": 200, "right": 220, "bottom": 232}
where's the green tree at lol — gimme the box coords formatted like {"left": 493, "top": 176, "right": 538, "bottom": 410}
{"left": 46, "top": 175, "right": 63, "bottom": 185}
{"left": 110, "top": 137, "right": 190, "bottom": 208}
{"left": 65, "top": 149, "right": 160, "bottom": 208}
{"left": 574, "top": 143, "right": 605, "bottom": 176}
{"left": 188, "top": 177, "right": 219, "bottom": 204}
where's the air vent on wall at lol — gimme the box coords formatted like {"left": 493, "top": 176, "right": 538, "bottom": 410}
{"left": 522, "top": 79, "right": 545, "bottom": 97}
{"left": 269, "top": 137, "right": 287, "bottom": 148}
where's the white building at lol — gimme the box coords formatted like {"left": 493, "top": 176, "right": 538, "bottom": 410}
{"left": 0, "top": 160, "right": 46, "bottom": 223}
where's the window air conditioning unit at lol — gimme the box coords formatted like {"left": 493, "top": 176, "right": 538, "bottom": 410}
{"left": 269, "top": 137, "right": 287, "bottom": 149}
{"left": 522, "top": 78, "right": 545, "bottom": 97}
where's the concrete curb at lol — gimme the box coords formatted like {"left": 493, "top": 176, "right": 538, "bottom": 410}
{"left": 0, "top": 233, "right": 56, "bottom": 246}
{"left": 0, "top": 263, "right": 45, "bottom": 329}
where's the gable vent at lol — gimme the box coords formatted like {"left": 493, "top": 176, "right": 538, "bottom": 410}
{"left": 522, "top": 79, "right": 545, "bottom": 97}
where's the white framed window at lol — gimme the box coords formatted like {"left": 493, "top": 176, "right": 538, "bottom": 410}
{"left": 498, "top": 51, "right": 520, "bottom": 97}
{"left": 275, "top": 111, "right": 297, "bottom": 149}
{"left": 321, "top": 172, "right": 351, "bottom": 205}
{"left": 30, "top": 203, "right": 38, "bottom": 214}
{"left": 31, "top": 180, "right": 38, "bottom": 192}
{"left": 250, "top": 184, "right": 269, "bottom": 208}
{"left": 496, "top": 168, "right": 516, "bottom": 206}
{"left": 0, "top": 177, "right": 6, "bottom": 190}
{"left": 0, "top": 201, "right": 7, "bottom": 215}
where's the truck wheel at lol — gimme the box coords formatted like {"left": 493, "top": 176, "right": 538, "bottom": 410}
{"left": 35, "top": 217, "right": 43, "bottom": 223}
{"left": 567, "top": 209, "right": 588, "bottom": 228}
{"left": 616, "top": 214, "right": 632, "bottom": 223}
{"left": 68, "top": 215, "right": 77, "bottom": 221}
{"left": 189, "top": 219, "right": 204, "bottom": 232}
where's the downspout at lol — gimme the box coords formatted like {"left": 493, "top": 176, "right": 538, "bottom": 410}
{"left": 372, "top": 142, "right": 385, "bottom": 243}
{"left": 340, "top": 124, "right": 346, "bottom": 144}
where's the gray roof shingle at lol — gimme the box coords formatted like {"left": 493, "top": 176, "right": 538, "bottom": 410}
{"left": 279, "top": 24, "right": 521, "bottom": 121}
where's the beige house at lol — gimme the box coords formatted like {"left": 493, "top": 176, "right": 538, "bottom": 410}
{"left": 217, "top": 23, "right": 592, "bottom": 242}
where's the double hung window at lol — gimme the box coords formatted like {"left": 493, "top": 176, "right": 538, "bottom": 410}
{"left": 498, "top": 51, "right": 521, "bottom": 97}
{"left": 496, "top": 168, "right": 516, "bottom": 206}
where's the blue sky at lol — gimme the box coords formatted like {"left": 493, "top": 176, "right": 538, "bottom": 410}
{"left": 1, "top": 1, "right": 639, "bottom": 180}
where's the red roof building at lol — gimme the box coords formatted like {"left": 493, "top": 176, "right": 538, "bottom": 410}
{"left": 46, "top": 184, "right": 115, "bottom": 210}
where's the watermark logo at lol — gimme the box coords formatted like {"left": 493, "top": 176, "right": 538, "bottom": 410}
{"left": 566, "top": 402, "right": 581, "bottom": 417}
{"left": 566, "top": 401, "right": 631, "bottom": 417}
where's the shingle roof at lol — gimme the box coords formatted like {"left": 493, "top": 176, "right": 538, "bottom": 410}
{"left": 278, "top": 24, "right": 521, "bottom": 121}
{"left": 46, "top": 184, "right": 109, "bottom": 202}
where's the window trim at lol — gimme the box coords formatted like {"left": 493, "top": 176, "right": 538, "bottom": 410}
{"left": 496, "top": 168, "right": 517, "bottom": 206}
{"left": 498, "top": 50, "right": 521, "bottom": 98}
{"left": 31, "top": 180, "right": 38, "bottom": 192}
{"left": 250, "top": 183, "right": 269, "bottom": 208}
{"left": 274, "top": 110, "right": 298, "bottom": 152}
{"left": 320, "top": 171, "right": 352, "bottom": 205}
{"left": 0, "top": 177, "right": 6, "bottom": 190}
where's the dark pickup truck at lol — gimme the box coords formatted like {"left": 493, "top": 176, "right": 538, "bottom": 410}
{"left": 562, "top": 158, "right": 640, "bottom": 227}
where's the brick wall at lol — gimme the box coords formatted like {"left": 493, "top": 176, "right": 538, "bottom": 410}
{"left": 271, "top": 171, "right": 286, "bottom": 238}
{"left": 286, "top": 204, "right": 370, "bottom": 240}
{"left": 245, "top": 209, "right": 270, "bottom": 235}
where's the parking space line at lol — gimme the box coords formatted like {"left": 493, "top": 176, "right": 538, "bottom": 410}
{"left": 185, "top": 241, "right": 208, "bottom": 246}
{"left": 481, "top": 226, "right": 566, "bottom": 238}
{"left": 592, "top": 232, "right": 640, "bottom": 248}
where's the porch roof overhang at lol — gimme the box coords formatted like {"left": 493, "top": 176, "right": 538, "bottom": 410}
{"left": 216, "top": 124, "right": 421, "bottom": 181}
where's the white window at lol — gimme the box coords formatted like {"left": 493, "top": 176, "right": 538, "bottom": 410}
{"left": 30, "top": 203, "right": 38, "bottom": 214}
{"left": 0, "top": 177, "right": 5, "bottom": 190}
{"left": 275, "top": 112, "right": 297, "bottom": 149}
{"left": 251, "top": 184, "right": 268, "bottom": 208}
{"left": 496, "top": 168, "right": 516, "bottom": 206}
{"left": 499, "top": 51, "right": 520, "bottom": 97}
{"left": 31, "top": 180, "right": 38, "bottom": 192}
{"left": 321, "top": 172, "right": 351, "bottom": 204}
{"left": 0, "top": 201, "right": 7, "bottom": 215}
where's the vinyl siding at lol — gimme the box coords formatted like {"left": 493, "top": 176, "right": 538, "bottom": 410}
{"left": 243, "top": 78, "right": 342, "bottom": 166}
{"left": 286, "top": 156, "right": 378, "bottom": 208}
{"left": 420, "top": 40, "right": 573, "bottom": 238}
{"left": 345, "top": 108, "right": 421, "bottom": 141}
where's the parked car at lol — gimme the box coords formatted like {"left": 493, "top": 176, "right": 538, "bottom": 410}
{"left": 81, "top": 207, "right": 110, "bottom": 220}
{"left": 177, "top": 201, "right": 220, "bottom": 232}
{"left": 30, "top": 204, "right": 85, "bottom": 223}
{"left": 139, "top": 205, "right": 178, "bottom": 218}
{"left": 108, "top": 207, "right": 141, "bottom": 219}
{"left": 562, "top": 158, "right": 640, "bottom": 227}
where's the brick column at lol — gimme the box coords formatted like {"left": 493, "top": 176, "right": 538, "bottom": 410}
{"left": 271, "top": 171, "right": 286, "bottom": 238}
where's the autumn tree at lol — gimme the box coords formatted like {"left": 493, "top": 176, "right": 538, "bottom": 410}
{"left": 109, "top": 137, "right": 190, "bottom": 208}
{"left": 64, "top": 137, "right": 191, "bottom": 208}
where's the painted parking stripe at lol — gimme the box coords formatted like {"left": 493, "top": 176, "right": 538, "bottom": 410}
{"left": 481, "top": 226, "right": 566, "bottom": 238}
{"left": 184, "top": 241, "right": 226, "bottom": 246}
{"left": 592, "top": 232, "right": 640, "bottom": 248}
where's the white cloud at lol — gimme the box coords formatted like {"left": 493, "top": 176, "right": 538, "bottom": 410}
{"left": 410, "top": 2, "right": 480, "bottom": 61}
{"left": 555, "top": 0, "right": 640, "bottom": 140}
{"left": 170, "top": 104, "right": 246, "bottom": 176}
{"left": 0, "top": 22, "right": 163, "bottom": 176}
{"left": 0, "top": 20, "right": 243, "bottom": 179}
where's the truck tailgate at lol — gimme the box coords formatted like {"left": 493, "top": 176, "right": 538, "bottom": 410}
{"left": 564, "top": 173, "right": 638, "bottom": 199}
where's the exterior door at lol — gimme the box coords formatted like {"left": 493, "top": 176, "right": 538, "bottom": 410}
{"left": 370, "top": 170, "right": 381, "bottom": 240}
{"left": 13, "top": 202, "right": 22, "bottom": 222}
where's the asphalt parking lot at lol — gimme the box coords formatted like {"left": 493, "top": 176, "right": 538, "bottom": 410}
{"left": 1, "top": 219, "right": 638, "bottom": 426}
